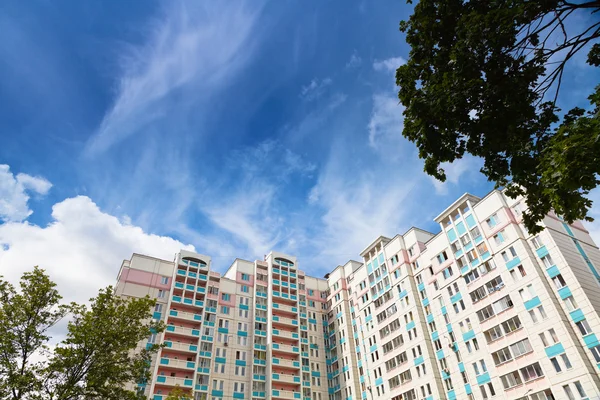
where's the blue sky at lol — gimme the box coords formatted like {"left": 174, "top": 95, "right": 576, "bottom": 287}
{"left": 0, "top": 1, "right": 598, "bottom": 302}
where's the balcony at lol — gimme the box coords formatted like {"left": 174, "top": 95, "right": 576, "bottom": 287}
{"left": 272, "top": 373, "right": 301, "bottom": 384}
{"left": 273, "top": 329, "right": 298, "bottom": 339}
{"left": 168, "top": 309, "right": 202, "bottom": 322}
{"left": 171, "top": 295, "right": 204, "bottom": 309}
{"left": 272, "top": 343, "right": 299, "bottom": 354}
{"left": 165, "top": 325, "right": 200, "bottom": 337}
{"left": 272, "top": 358, "right": 300, "bottom": 368}
{"left": 155, "top": 375, "right": 194, "bottom": 387}
{"left": 272, "top": 390, "right": 301, "bottom": 400}
{"left": 273, "top": 316, "right": 297, "bottom": 326}
{"left": 163, "top": 341, "right": 198, "bottom": 353}
{"left": 272, "top": 303, "right": 298, "bottom": 314}
{"left": 159, "top": 357, "right": 195, "bottom": 370}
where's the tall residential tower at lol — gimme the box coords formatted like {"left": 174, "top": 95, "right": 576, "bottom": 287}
{"left": 116, "top": 190, "right": 600, "bottom": 400}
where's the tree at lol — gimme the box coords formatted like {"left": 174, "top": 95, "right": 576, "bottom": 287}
{"left": 164, "top": 385, "right": 192, "bottom": 400}
{"left": 0, "top": 267, "right": 163, "bottom": 400}
{"left": 396, "top": 0, "right": 600, "bottom": 233}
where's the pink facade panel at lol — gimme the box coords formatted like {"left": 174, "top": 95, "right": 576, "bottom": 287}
{"left": 119, "top": 267, "right": 172, "bottom": 290}
{"left": 236, "top": 271, "right": 255, "bottom": 286}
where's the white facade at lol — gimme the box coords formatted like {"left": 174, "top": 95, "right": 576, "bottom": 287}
{"left": 117, "top": 189, "right": 600, "bottom": 400}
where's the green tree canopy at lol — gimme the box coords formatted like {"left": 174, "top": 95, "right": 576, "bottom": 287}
{"left": 396, "top": 0, "right": 600, "bottom": 232}
{"left": 0, "top": 267, "right": 163, "bottom": 400}
{"left": 164, "top": 385, "right": 192, "bottom": 400}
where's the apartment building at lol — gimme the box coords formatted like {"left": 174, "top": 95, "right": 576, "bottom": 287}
{"left": 116, "top": 189, "right": 600, "bottom": 400}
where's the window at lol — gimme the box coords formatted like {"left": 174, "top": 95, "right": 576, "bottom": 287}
{"left": 563, "top": 385, "right": 576, "bottom": 400}
{"left": 492, "top": 347, "right": 512, "bottom": 365}
{"left": 541, "top": 254, "right": 555, "bottom": 268}
{"left": 157, "top": 289, "right": 166, "bottom": 298}
{"left": 520, "top": 362, "right": 544, "bottom": 382}
{"left": 574, "top": 381, "right": 587, "bottom": 399}
{"left": 486, "top": 213, "right": 499, "bottom": 228}
{"left": 437, "top": 251, "right": 449, "bottom": 265}
{"left": 576, "top": 319, "right": 593, "bottom": 336}
{"left": 470, "top": 226, "right": 481, "bottom": 239}
{"left": 529, "top": 389, "right": 555, "bottom": 400}
{"left": 501, "top": 371, "right": 522, "bottom": 389}
{"left": 550, "top": 357, "right": 562, "bottom": 373}
{"left": 160, "top": 276, "right": 169, "bottom": 284}
{"left": 514, "top": 265, "right": 527, "bottom": 278}
{"left": 480, "top": 383, "right": 495, "bottom": 399}
{"left": 518, "top": 284, "right": 536, "bottom": 302}
{"left": 589, "top": 345, "right": 600, "bottom": 365}
{"left": 531, "top": 235, "right": 543, "bottom": 249}
{"left": 561, "top": 354, "right": 572, "bottom": 369}
{"left": 493, "top": 231, "right": 505, "bottom": 245}
{"left": 241, "top": 273, "right": 250, "bottom": 281}
{"left": 501, "top": 246, "right": 517, "bottom": 262}
{"left": 564, "top": 296, "right": 578, "bottom": 312}
{"left": 552, "top": 274, "right": 567, "bottom": 289}
{"left": 510, "top": 338, "right": 532, "bottom": 358}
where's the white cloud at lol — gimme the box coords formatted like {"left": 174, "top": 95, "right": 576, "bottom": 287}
{"left": 430, "top": 156, "right": 483, "bottom": 195}
{"left": 368, "top": 94, "right": 404, "bottom": 150}
{"left": 300, "top": 78, "right": 333, "bottom": 101}
{"left": 0, "top": 164, "right": 52, "bottom": 222}
{"left": 346, "top": 50, "right": 362, "bottom": 68}
{"left": 373, "top": 56, "right": 407, "bottom": 72}
{"left": 0, "top": 196, "right": 193, "bottom": 305}
{"left": 85, "top": 1, "right": 263, "bottom": 156}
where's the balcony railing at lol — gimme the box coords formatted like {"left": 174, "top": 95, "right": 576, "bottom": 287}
{"left": 272, "top": 373, "right": 301, "bottom": 384}
{"left": 272, "top": 390, "right": 301, "bottom": 399}
{"left": 155, "top": 375, "right": 193, "bottom": 387}
{"left": 163, "top": 341, "right": 197, "bottom": 353}
{"left": 168, "top": 309, "right": 202, "bottom": 322}
{"left": 273, "top": 316, "right": 298, "bottom": 326}
{"left": 272, "top": 343, "right": 299, "bottom": 354}
{"left": 165, "top": 325, "right": 200, "bottom": 337}
{"left": 159, "top": 357, "right": 195, "bottom": 370}
{"left": 272, "top": 358, "right": 300, "bottom": 368}
{"left": 273, "top": 329, "right": 299, "bottom": 339}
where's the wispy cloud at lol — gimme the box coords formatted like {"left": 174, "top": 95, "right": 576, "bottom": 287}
{"left": 300, "top": 77, "right": 333, "bottom": 101}
{"left": 346, "top": 50, "right": 362, "bottom": 68}
{"left": 0, "top": 164, "right": 52, "bottom": 222}
{"left": 367, "top": 93, "right": 404, "bottom": 150}
{"left": 85, "top": 1, "right": 264, "bottom": 156}
{"left": 199, "top": 140, "right": 316, "bottom": 259}
{"left": 373, "top": 56, "right": 406, "bottom": 72}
